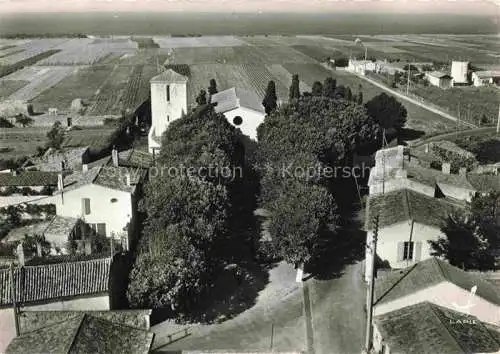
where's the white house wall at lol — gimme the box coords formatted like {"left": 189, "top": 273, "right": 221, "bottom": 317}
{"left": 22, "top": 294, "right": 110, "bottom": 312}
{"left": 365, "top": 221, "right": 443, "bottom": 281}
{"left": 0, "top": 308, "right": 15, "bottom": 354}
{"left": 374, "top": 282, "right": 500, "bottom": 326}
{"left": 223, "top": 107, "right": 265, "bottom": 141}
{"left": 55, "top": 184, "right": 132, "bottom": 239}
{"left": 437, "top": 182, "right": 474, "bottom": 202}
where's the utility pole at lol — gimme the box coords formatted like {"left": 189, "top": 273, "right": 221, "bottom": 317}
{"left": 9, "top": 263, "right": 20, "bottom": 336}
{"left": 406, "top": 62, "right": 411, "bottom": 96}
{"left": 364, "top": 214, "right": 380, "bottom": 353}
{"left": 496, "top": 103, "right": 500, "bottom": 135}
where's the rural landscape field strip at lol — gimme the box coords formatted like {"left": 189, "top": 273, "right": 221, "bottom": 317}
{"left": 0, "top": 127, "right": 50, "bottom": 158}
{"left": 0, "top": 38, "right": 68, "bottom": 65}
{"left": 0, "top": 80, "right": 29, "bottom": 99}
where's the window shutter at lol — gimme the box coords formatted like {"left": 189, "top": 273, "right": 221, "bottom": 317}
{"left": 81, "top": 198, "right": 86, "bottom": 215}
{"left": 415, "top": 241, "right": 422, "bottom": 262}
{"left": 397, "top": 242, "right": 404, "bottom": 262}
{"left": 84, "top": 198, "right": 90, "bottom": 215}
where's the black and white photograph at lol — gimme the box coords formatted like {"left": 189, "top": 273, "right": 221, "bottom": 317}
{"left": 0, "top": 0, "right": 499, "bottom": 353}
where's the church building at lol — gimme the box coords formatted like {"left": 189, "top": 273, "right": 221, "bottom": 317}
{"left": 148, "top": 69, "right": 266, "bottom": 154}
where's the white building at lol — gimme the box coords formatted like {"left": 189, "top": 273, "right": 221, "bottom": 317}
{"left": 472, "top": 70, "right": 500, "bottom": 87}
{"left": 347, "top": 59, "right": 379, "bottom": 76}
{"left": 210, "top": 87, "right": 266, "bottom": 140}
{"left": 451, "top": 61, "right": 469, "bottom": 85}
{"left": 54, "top": 153, "right": 145, "bottom": 249}
{"left": 425, "top": 71, "right": 453, "bottom": 89}
{"left": 364, "top": 188, "right": 461, "bottom": 282}
{"left": 148, "top": 69, "right": 188, "bottom": 154}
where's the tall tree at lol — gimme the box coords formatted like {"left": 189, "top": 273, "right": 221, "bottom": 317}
{"left": 46, "top": 121, "right": 65, "bottom": 149}
{"left": 289, "top": 74, "right": 300, "bottom": 102}
{"left": 262, "top": 80, "right": 278, "bottom": 115}
{"left": 365, "top": 92, "right": 408, "bottom": 143}
{"left": 322, "top": 77, "right": 337, "bottom": 98}
{"left": 196, "top": 89, "right": 207, "bottom": 106}
{"left": 334, "top": 85, "right": 346, "bottom": 99}
{"left": 357, "top": 91, "right": 364, "bottom": 105}
{"left": 208, "top": 78, "right": 218, "bottom": 101}
{"left": 345, "top": 87, "right": 353, "bottom": 101}
{"left": 311, "top": 81, "right": 323, "bottom": 97}
{"left": 429, "top": 192, "right": 499, "bottom": 271}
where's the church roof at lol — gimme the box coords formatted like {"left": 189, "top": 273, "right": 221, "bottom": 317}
{"left": 211, "top": 87, "right": 265, "bottom": 114}
{"left": 150, "top": 69, "right": 188, "bottom": 83}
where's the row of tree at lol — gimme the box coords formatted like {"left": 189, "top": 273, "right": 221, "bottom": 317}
{"left": 127, "top": 104, "right": 245, "bottom": 316}
{"left": 256, "top": 75, "right": 381, "bottom": 271}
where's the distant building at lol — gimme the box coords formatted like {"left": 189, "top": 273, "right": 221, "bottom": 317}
{"left": 6, "top": 310, "right": 154, "bottom": 354}
{"left": 425, "top": 71, "right": 453, "bottom": 89}
{"left": 148, "top": 69, "right": 188, "bottom": 154}
{"left": 451, "top": 61, "right": 470, "bottom": 85}
{"left": 472, "top": 71, "right": 500, "bottom": 87}
{"left": 373, "top": 302, "right": 500, "bottom": 354}
{"left": 347, "top": 59, "right": 379, "bottom": 75}
{"left": 210, "top": 87, "right": 266, "bottom": 140}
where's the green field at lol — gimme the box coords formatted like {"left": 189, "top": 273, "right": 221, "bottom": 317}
{"left": 0, "top": 79, "right": 29, "bottom": 99}
{"left": 0, "top": 127, "right": 49, "bottom": 159}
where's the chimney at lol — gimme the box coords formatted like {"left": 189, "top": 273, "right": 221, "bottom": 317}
{"left": 424, "top": 143, "right": 430, "bottom": 154}
{"left": 82, "top": 164, "right": 88, "bottom": 172}
{"left": 125, "top": 172, "right": 131, "bottom": 187}
{"left": 459, "top": 167, "right": 467, "bottom": 176}
{"left": 442, "top": 162, "right": 451, "bottom": 175}
{"left": 60, "top": 161, "right": 65, "bottom": 171}
{"left": 112, "top": 146, "right": 118, "bottom": 167}
{"left": 16, "top": 243, "right": 25, "bottom": 266}
{"left": 11, "top": 170, "right": 17, "bottom": 177}
{"left": 36, "top": 242, "right": 42, "bottom": 257}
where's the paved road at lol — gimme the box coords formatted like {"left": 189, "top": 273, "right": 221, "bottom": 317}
{"left": 346, "top": 71, "right": 477, "bottom": 129}
{"left": 307, "top": 262, "right": 367, "bottom": 354}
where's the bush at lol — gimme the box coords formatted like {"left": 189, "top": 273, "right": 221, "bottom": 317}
{"left": 0, "top": 117, "right": 14, "bottom": 128}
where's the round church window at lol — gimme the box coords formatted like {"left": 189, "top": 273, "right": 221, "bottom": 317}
{"left": 233, "top": 116, "right": 243, "bottom": 126}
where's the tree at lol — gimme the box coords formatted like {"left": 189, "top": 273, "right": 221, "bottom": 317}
{"left": 46, "top": 121, "right": 65, "bottom": 149}
{"left": 262, "top": 80, "right": 278, "bottom": 115}
{"left": 345, "top": 87, "right": 353, "bottom": 101}
{"left": 0, "top": 117, "right": 14, "bottom": 128}
{"left": 15, "top": 114, "right": 33, "bottom": 127}
{"left": 208, "top": 78, "right": 218, "bottom": 96}
{"left": 289, "top": 74, "right": 300, "bottom": 102}
{"left": 196, "top": 89, "right": 207, "bottom": 106}
{"left": 311, "top": 81, "right": 323, "bottom": 97}
{"left": 322, "top": 77, "right": 336, "bottom": 98}
{"left": 429, "top": 192, "right": 499, "bottom": 270}
{"left": 334, "top": 85, "right": 346, "bottom": 99}
{"left": 365, "top": 93, "right": 408, "bottom": 143}
{"left": 357, "top": 91, "right": 364, "bottom": 105}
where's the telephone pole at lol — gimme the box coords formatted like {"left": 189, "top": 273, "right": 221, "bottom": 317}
{"left": 9, "top": 263, "right": 20, "bottom": 336}
{"left": 364, "top": 214, "right": 380, "bottom": 353}
{"left": 406, "top": 62, "right": 411, "bottom": 96}
{"left": 496, "top": 103, "right": 500, "bottom": 135}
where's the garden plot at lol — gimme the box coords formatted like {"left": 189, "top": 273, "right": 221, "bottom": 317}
{"left": 0, "top": 80, "right": 29, "bottom": 100}
{"left": 0, "top": 38, "right": 68, "bottom": 65}
{"left": 153, "top": 36, "right": 246, "bottom": 48}
{"left": 2, "top": 66, "right": 78, "bottom": 102}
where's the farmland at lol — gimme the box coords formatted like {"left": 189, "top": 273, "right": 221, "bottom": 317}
{"left": 0, "top": 80, "right": 29, "bottom": 99}
{"left": 0, "top": 127, "right": 49, "bottom": 159}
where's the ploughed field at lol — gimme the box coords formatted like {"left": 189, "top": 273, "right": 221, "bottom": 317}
{"left": 1, "top": 34, "right": 496, "bottom": 134}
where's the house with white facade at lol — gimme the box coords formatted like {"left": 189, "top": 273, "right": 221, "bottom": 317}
{"left": 425, "top": 71, "right": 453, "bottom": 89}
{"left": 373, "top": 258, "right": 500, "bottom": 326}
{"left": 347, "top": 59, "right": 380, "bottom": 75}
{"left": 472, "top": 70, "right": 500, "bottom": 87}
{"left": 210, "top": 87, "right": 266, "bottom": 140}
{"left": 53, "top": 151, "right": 145, "bottom": 250}
{"left": 364, "top": 189, "right": 462, "bottom": 281}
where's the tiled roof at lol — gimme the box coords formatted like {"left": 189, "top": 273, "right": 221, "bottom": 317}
{"left": 474, "top": 70, "right": 500, "bottom": 79}
{"left": 59, "top": 162, "right": 144, "bottom": 194}
{"left": 427, "top": 71, "right": 452, "bottom": 79}
{"left": 467, "top": 174, "right": 500, "bottom": 193}
{"left": 150, "top": 69, "right": 187, "bottom": 83}
{"left": 365, "top": 189, "right": 463, "bottom": 230}
{"left": 4, "top": 216, "right": 80, "bottom": 247}
{"left": 374, "top": 302, "right": 500, "bottom": 354}
{"left": 375, "top": 257, "right": 500, "bottom": 306}
{"left": 0, "top": 258, "right": 111, "bottom": 306}
{"left": 19, "top": 310, "right": 152, "bottom": 334}
{"left": 118, "top": 148, "right": 154, "bottom": 168}
{"left": 0, "top": 171, "right": 58, "bottom": 187}
{"left": 6, "top": 313, "right": 154, "bottom": 354}
{"left": 211, "top": 87, "right": 265, "bottom": 114}
{"left": 25, "top": 147, "right": 89, "bottom": 172}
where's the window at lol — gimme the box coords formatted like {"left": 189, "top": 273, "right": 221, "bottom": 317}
{"left": 81, "top": 198, "right": 91, "bottom": 215}
{"left": 90, "top": 223, "right": 107, "bottom": 237}
{"left": 233, "top": 116, "right": 243, "bottom": 126}
{"left": 403, "top": 241, "right": 414, "bottom": 260}
{"left": 167, "top": 115, "right": 170, "bottom": 122}
{"left": 166, "top": 85, "right": 170, "bottom": 102}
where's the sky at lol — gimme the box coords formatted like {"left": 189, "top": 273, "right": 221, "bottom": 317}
{"left": 0, "top": 0, "right": 498, "bottom": 14}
